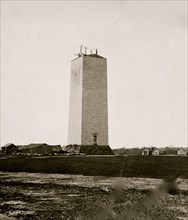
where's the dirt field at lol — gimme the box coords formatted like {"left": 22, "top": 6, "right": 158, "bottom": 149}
{"left": 0, "top": 172, "right": 188, "bottom": 220}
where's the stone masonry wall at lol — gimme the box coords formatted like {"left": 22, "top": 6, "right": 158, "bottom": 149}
{"left": 81, "top": 56, "right": 108, "bottom": 145}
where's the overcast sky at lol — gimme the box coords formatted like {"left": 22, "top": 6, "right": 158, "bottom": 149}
{"left": 1, "top": 1, "right": 187, "bottom": 148}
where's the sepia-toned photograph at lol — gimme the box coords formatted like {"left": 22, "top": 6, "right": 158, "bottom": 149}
{"left": 0, "top": 1, "right": 187, "bottom": 219}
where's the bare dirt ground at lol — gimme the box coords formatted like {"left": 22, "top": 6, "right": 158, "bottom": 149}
{"left": 0, "top": 172, "right": 188, "bottom": 220}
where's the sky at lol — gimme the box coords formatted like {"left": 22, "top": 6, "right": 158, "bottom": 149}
{"left": 1, "top": 1, "right": 187, "bottom": 148}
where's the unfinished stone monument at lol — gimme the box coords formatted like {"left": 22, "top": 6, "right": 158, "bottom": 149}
{"left": 67, "top": 46, "right": 113, "bottom": 155}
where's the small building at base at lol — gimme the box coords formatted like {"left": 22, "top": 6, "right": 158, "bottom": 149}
{"left": 65, "top": 144, "right": 114, "bottom": 155}
{"left": 1, "top": 143, "right": 18, "bottom": 155}
{"left": 177, "top": 148, "right": 187, "bottom": 156}
{"left": 141, "top": 148, "right": 150, "bottom": 156}
{"left": 151, "top": 149, "right": 159, "bottom": 156}
{"left": 17, "top": 143, "right": 62, "bottom": 155}
{"left": 141, "top": 147, "right": 159, "bottom": 156}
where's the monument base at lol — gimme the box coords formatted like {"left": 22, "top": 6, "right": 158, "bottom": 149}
{"left": 65, "top": 145, "right": 114, "bottom": 155}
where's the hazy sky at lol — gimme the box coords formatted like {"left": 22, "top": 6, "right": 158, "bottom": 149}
{"left": 1, "top": 1, "right": 187, "bottom": 148}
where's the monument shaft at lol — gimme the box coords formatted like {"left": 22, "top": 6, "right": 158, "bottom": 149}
{"left": 68, "top": 53, "right": 108, "bottom": 146}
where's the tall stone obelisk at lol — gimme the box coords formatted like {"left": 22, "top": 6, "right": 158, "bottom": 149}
{"left": 68, "top": 47, "right": 108, "bottom": 146}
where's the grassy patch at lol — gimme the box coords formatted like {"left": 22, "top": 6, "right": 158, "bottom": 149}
{"left": 0, "top": 156, "right": 188, "bottom": 179}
